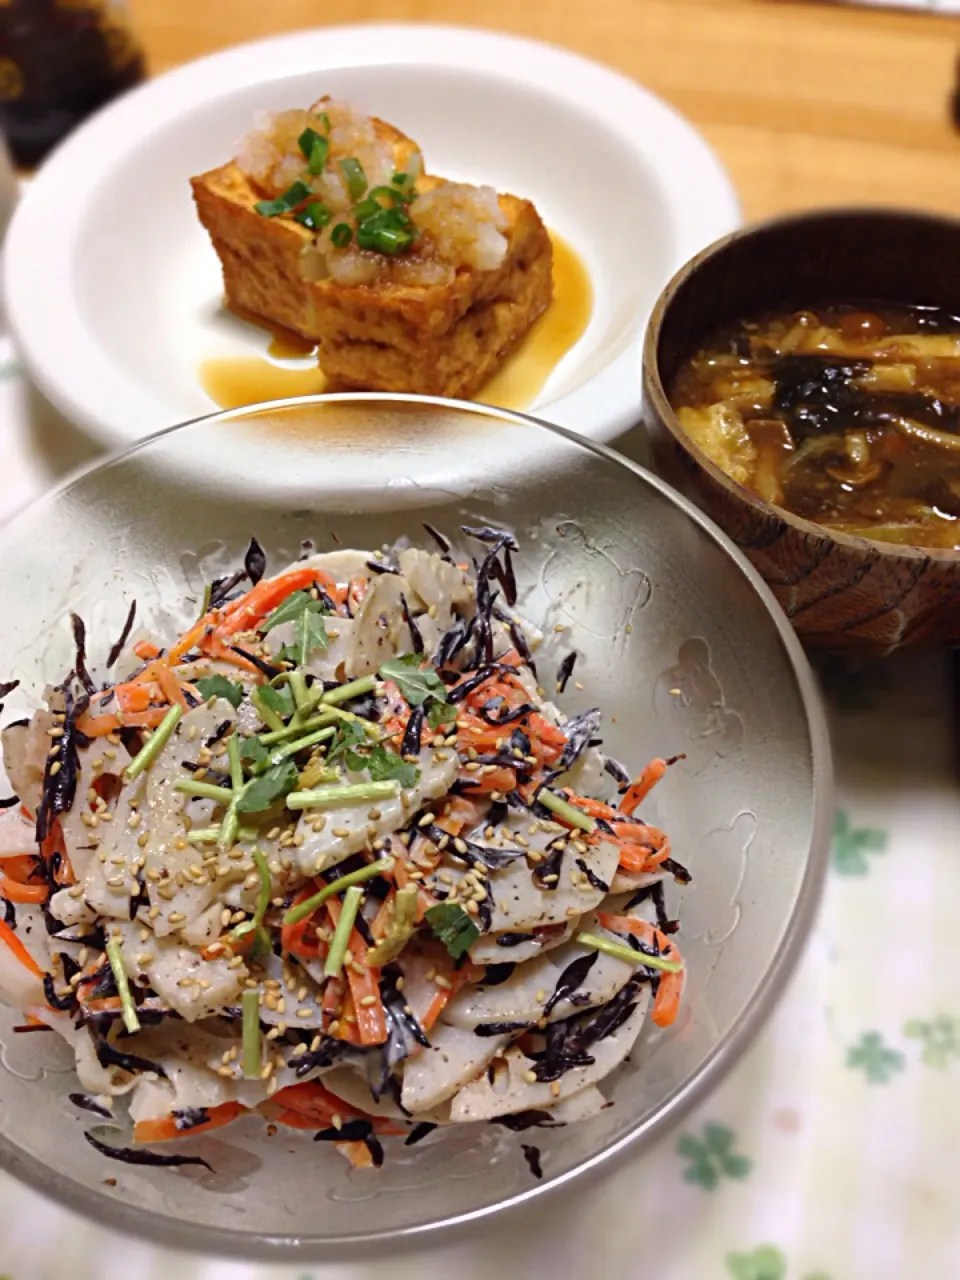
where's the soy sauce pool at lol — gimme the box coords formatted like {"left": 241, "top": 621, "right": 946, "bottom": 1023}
{"left": 670, "top": 302, "right": 960, "bottom": 550}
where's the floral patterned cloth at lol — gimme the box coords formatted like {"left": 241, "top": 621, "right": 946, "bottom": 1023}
{"left": 0, "top": 346, "right": 956, "bottom": 1279}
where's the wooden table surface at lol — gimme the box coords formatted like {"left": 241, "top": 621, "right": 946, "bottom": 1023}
{"left": 128, "top": 0, "right": 960, "bottom": 222}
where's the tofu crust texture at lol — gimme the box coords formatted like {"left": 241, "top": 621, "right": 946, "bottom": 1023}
{"left": 191, "top": 109, "right": 553, "bottom": 398}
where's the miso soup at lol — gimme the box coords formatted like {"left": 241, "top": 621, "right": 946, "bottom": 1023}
{"left": 670, "top": 303, "right": 960, "bottom": 550}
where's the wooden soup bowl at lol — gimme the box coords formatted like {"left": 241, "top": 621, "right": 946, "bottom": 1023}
{"left": 643, "top": 208, "right": 960, "bottom": 654}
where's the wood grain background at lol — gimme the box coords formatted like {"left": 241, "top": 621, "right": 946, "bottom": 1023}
{"left": 130, "top": 0, "right": 960, "bottom": 221}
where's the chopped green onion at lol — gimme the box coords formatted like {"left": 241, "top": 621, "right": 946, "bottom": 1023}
{"left": 185, "top": 827, "right": 220, "bottom": 845}
{"left": 576, "top": 931, "right": 684, "bottom": 973}
{"left": 283, "top": 856, "right": 395, "bottom": 926}
{"left": 288, "top": 669, "right": 310, "bottom": 710}
{"left": 214, "top": 733, "right": 248, "bottom": 850}
{"left": 286, "top": 780, "right": 400, "bottom": 811}
{"left": 218, "top": 806, "right": 240, "bottom": 851}
{"left": 298, "top": 127, "right": 330, "bottom": 174}
{"left": 187, "top": 826, "right": 257, "bottom": 845}
{"left": 251, "top": 686, "right": 286, "bottom": 733}
{"left": 105, "top": 937, "right": 140, "bottom": 1034}
{"left": 251, "top": 848, "right": 272, "bottom": 926}
{"left": 242, "top": 987, "right": 261, "bottom": 1078}
{"left": 331, "top": 222, "right": 352, "bottom": 248}
{"left": 352, "top": 195, "right": 382, "bottom": 222}
{"left": 321, "top": 675, "right": 376, "bottom": 707}
{"left": 294, "top": 200, "right": 332, "bottom": 230}
{"left": 338, "top": 157, "right": 367, "bottom": 200}
{"left": 123, "top": 704, "right": 183, "bottom": 783}
{"left": 368, "top": 184, "right": 403, "bottom": 207}
{"left": 324, "top": 885, "right": 364, "bottom": 977}
{"left": 228, "top": 734, "right": 244, "bottom": 791}
{"left": 372, "top": 225, "right": 413, "bottom": 255}
{"left": 363, "top": 885, "right": 419, "bottom": 966}
{"left": 226, "top": 848, "right": 273, "bottom": 956}
{"left": 174, "top": 779, "right": 233, "bottom": 804}
{"left": 322, "top": 703, "right": 381, "bottom": 741}
{"left": 537, "top": 788, "right": 597, "bottom": 833}
{"left": 317, "top": 111, "right": 331, "bottom": 132}
{"left": 391, "top": 170, "right": 409, "bottom": 185}
{"left": 254, "top": 179, "right": 311, "bottom": 218}
{"left": 258, "top": 710, "right": 338, "bottom": 746}
{"left": 257, "top": 725, "right": 335, "bottom": 773}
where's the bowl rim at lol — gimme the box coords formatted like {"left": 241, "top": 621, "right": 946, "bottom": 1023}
{"left": 0, "top": 392, "right": 833, "bottom": 1260}
{"left": 643, "top": 203, "right": 960, "bottom": 564}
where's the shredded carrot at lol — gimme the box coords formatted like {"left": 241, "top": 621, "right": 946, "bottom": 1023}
{"left": 0, "top": 853, "right": 41, "bottom": 882}
{"left": 156, "top": 664, "right": 187, "bottom": 710}
{"left": 271, "top": 1081, "right": 364, "bottom": 1127}
{"left": 458, "top": 766, "right": 517, "bottom": 795}
{"left": 335, "top": 988, "right": 365, "bottom": 1045}
{"left": 619, "top": 758, "right": 667, "bottom": 816}
{"left": 281, "top": 881, "right": 325, "bottom": 959}
{"left": 326, "top": 898, "right": 386, "bottom": 1046}
{"left": 76, "top": 706, "right": 170, "bottom": 737}
{"left": 336, "top": 1140, "right": 375, "bottom": 1168}
{"left": 115, "top": 682, "right": 154, "bottom": 713}
{"left": 596, "top": 912, "right": 685, "bottom": 1027}
{"left": 0, "top": 878, "right": 48, "bottom": 904}
{"left": 435, "top": 795, "right": 484, "bottom": 837}
{"left": 168, "top": 618, "right": 213, "bottom": 664}
{"left": 421, "top": 961, "right": 483, "bottom": 1032}
{"left": 563, "top": 791, "right": 616, "bottom": 821}
{"left": 134, "top": 1101, "right": 246, "bottom": 1145}
{"left": 133, "top": 640, "right": 161, "bottom": 661}
{"left": 393, "top": 856, "right": 436, "bottom": 922}
{"left": 0, "top": 917, "right": 44, "bottom": 978}
{"left": 321, "top": 973, "right": 346, "bottom": 1031}
{"left": 216, "top": 566, "right": 326, "bottom": 637}
{"left": 611, "top": 823, "right": 671, "bottom": 873}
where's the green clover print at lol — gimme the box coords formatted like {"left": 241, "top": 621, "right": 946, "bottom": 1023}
{"left": 678, "top": 1122, "right": 752, "bottom": 1190}
{"left": 846, "top": 1031, "right": 905, "bottom": 1083}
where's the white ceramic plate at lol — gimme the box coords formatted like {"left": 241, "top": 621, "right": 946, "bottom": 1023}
{"left": 2, "top": 23, "right": 739, "bottom": 449}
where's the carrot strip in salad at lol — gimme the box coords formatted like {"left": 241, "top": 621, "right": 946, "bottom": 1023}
{"left": 336, "top": 1140, "right": 375, "bottom": 1168}
{"left": 597, "top": 912, "right": 685, "bottom": 1027}
{"left": 421, "top": 962, "right": 483, "bottom": 1032}
{"left": 0, "top": 854, "right": 42, "bottom": 881}
{"left": 334, "top": 989, "right": 365, "bottom": 1045}
{"left": 156, "top": 665, "right": 188, "bottom": 710}
{"left": 168, "top": 618, "right": 213, "bottom": 664}
{"left": 0, "top": 918, "right": 44, "bottom": 978}
{"left": 133, "top": 640, "right": 161, "bottom": 661}
{"left": 619, "top": 758, "right": 667, "bottom": 816}
{"left": 270, "top": 1081, "right": 365, "bottom": 1126}
{"left": 281, "top": 882, "right": 325, "bottom": 960}
{"left": 327, "top": 899, "right": 386, "bottom": 1046}
{"left": 0, "top": 878, "right": 48, "bottom": 904}
{"left": 114, "top": 682, "right": 155, "bottom": 713}
{"left": 393, "top": 856, "right": 436, "bottom": 922}
{"left": 134, "top": 1101, "right": 246, "bottom": 1144}
{"left": 76, "top": 706, "right": 170, "bottom": 737}
{"left": 216, "top": 566, "right": 327, "bottom": 636}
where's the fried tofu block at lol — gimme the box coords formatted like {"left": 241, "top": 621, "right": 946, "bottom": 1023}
{"left": 315, "top": 190, "right": 552, "bottom": 399}
{"left": 192, "top": 135, "right": 553, "bottom": 399}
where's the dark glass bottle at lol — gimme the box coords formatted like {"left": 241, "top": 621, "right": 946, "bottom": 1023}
{"left": 0, "top": 0, "right": 145, "bottom": 167}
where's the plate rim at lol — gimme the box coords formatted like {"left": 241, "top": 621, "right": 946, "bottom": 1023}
{"left": 2, "top": 22, "right": 740, "bottom": 448}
